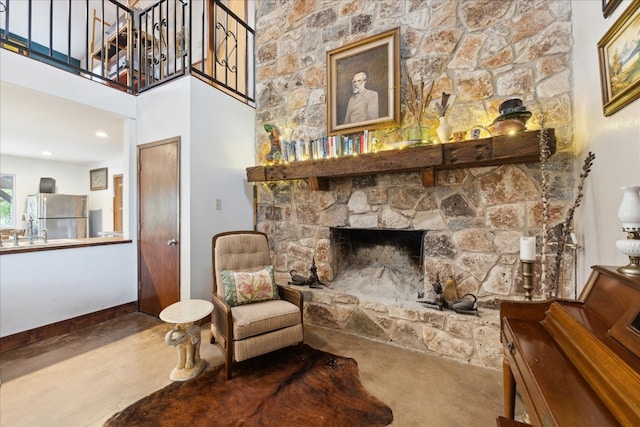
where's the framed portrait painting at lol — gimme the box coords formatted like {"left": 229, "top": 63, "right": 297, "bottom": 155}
{"left": 327, "top": 27, "right": 400, "bottom": 135}
{"left": 90, "top": 167, "right": 108, "bottom": 191}
{"left": 598, "top": 0, "right": 640, "bottom": 116}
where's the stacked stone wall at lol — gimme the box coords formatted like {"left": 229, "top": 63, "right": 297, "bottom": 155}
{"left": 253, "top": 0, "right": 575, "bottom": 368}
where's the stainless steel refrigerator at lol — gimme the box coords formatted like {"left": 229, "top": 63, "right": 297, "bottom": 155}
{"left": 25, "top": 194, "right": 89, "bottom": 239}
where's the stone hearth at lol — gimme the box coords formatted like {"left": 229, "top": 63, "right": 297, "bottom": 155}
{"left": 259, "top": 163, "right": 576, "bottom": 368}
{"left": 258, "top": 167, "right": 567, "bottom": 369}
{"left": 293, "top": 226, "right": 501, "bottom": 370}
{"left": 300, "top": 285, "right": 502, "bottom": 370}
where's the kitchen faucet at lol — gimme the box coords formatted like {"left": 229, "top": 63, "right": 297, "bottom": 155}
{"left": 9, "top": 229, "right": 47, "bottom": 246}
{"left": 26, "top": 215, "right": 34, "bottom": 244}
{"left": 11, "top": 215, "right": 48, "bottom": 246}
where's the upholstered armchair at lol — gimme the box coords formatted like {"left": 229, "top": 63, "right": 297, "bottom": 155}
{"left": 210, "top": 231, "right": 304, "bottom": 379}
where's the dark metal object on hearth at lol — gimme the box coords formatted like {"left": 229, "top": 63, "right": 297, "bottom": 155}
{"left": 450, "top": 294, "right": 478, "bottom": 316}
{"left": 418, "top": 273, "right": 446, "bottom": 311}
{"left": 306, "top": 258, "right": 325, "bottom": 288}
{"left": 418, "top": 273, "right": 478, "bottom": 315}
{"left": 289, "top": 270, "right": 307, "bottom": 286}
{"left": 287, "top": 258, "right": 326, "bottom": 289}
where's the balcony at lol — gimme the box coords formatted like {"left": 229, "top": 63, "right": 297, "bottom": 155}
{"left": 0, "top": 0, "right": 254, "bottom": 104}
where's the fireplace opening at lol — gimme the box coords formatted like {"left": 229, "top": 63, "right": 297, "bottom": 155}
{"left": 328, "top": 228, "right": 426, "bottom": 304}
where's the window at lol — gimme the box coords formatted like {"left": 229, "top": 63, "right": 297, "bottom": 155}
{"left": 0, "top": 174, "right": 16, "bottom": 227}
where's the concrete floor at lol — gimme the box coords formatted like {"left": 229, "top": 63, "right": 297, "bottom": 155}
{"left": 0, "top": 313, "right": 503, "bottom": 427}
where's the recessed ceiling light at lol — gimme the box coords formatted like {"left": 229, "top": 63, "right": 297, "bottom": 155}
{"left": 96, "top": 131, "right": 108, "bottom": 138}
{"left": 41, "top": 151, "right": 53, "bottom": 156}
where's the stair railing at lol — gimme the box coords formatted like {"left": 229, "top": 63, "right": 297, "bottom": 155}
{"left": 0, "top": 0, "right": 254, "bottom": 105}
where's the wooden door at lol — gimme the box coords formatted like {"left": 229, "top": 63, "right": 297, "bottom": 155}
{"left": 137, "top": 137, "right": 180, "bottom": 316}
{"left": 113, "top": 174, "right": 123, "bottom": 232}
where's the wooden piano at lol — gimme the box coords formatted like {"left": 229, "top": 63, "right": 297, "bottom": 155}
{"left": 499, "top": 265, "right": 640, "bottom": 426}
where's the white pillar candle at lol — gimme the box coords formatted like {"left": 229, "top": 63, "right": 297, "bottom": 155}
{"left": 520, "top": 236, "right": 536, "bottom": 261}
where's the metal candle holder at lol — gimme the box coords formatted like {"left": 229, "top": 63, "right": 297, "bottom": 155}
{"left": 520, "top": 236, "right": 536, "bottom": 301}
{"left": 521, "top": 260, "right": 534, "bottom": 301}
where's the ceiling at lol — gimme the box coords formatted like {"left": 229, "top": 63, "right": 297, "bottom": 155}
{"left": 0, "top": 81, "right": 126, "bottom": 165}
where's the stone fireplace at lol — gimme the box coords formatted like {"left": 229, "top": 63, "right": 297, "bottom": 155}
{"left": 255, "top": 158, "right": 576, "bottom": 370}
{"left": 253, "top": 0, "right": 576, "bottom": 370}
{"left": 255, "top": 169, "right": 565, "bottom": 370}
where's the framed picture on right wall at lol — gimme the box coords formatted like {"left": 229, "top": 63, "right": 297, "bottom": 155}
{"left": 602, "top": 0, "right": 622, "bottom": 18}
{"left": 598, "top": 0, "right": 640, "bottom": 116}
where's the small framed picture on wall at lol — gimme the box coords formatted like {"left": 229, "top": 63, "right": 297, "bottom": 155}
{"left": 90, "top": 167, "right": 108, "bottom": 191}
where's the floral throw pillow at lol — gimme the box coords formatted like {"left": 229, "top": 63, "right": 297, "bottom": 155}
{"left": 221, "top": 265, "right": 280, "bottom": 307}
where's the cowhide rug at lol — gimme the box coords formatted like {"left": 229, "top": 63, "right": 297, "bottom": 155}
{"left": 104, "top": 344, "right": 393, "bottom": 427}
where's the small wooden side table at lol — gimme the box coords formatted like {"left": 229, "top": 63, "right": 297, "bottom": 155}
{"left": 159, "top": 299, "right": 213, "bottom": 381}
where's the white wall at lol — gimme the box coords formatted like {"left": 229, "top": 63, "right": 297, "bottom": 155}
{"left": 572, "top": 0, "right": 640, "bottom": 289}
{"left": 0, "top": 243, "right": 136, "bottom": 336}
{"left": 189, "top": 77, "right": 256, "bottom": 301}
{"left": 135, "top": 76, "right": 256, "bottom": 302}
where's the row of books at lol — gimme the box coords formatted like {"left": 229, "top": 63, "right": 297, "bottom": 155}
{"left": 280, "top": 130, "right": 375, "bottom": 163}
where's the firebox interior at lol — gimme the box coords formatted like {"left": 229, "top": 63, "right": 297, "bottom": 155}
{"left": 328, "top": 228, "right": 426, "bottom": 303}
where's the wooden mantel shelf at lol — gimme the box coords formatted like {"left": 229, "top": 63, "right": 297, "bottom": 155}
{"left": 246, "top": 129, "right": 556, "bottom": 191}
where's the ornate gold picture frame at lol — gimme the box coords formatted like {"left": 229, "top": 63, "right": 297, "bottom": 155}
{"left": 326, "top": 27, "right": 401, "bottom": 135}
{"left": 598, "top": 0, "right": 640, "bottom": 116}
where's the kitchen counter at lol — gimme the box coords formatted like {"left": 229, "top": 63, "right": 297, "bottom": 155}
{"left": 1, "top": 236, "right": 136, "bottom": 339}
{"left": 0, "top": 236, "right": 132, "bottom": 254}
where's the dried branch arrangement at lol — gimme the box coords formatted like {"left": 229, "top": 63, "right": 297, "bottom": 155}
{"left": 538, "top": 115, "right": 552, "bottom": 296}
{"left": 404, "top": 69, "right": 434, "bottom": 125}
{"left": 435, "top": 92, "right": 451, "bottom": 117}
{"left": 549, "top": 151, "right": 596, "bottom": 297}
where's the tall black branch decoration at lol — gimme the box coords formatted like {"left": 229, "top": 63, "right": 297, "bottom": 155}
{"left": 549, "top": 151, "right": 596, "bottom": 297}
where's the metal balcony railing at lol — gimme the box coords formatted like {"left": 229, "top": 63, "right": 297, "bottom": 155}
{"left": 0, "top": 0, "right": 254, "bottom": 105}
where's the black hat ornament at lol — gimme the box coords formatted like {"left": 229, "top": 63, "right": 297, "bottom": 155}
{"left": 493, "top": 98, "right": 532, "bottom": 124}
